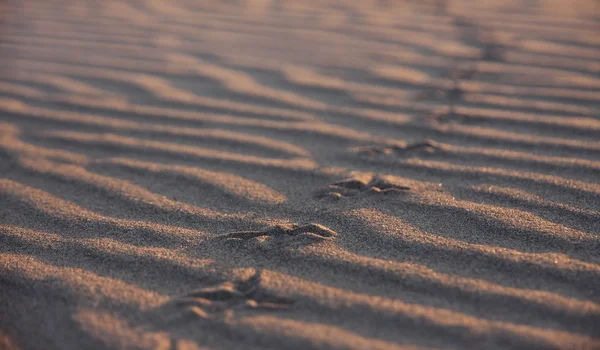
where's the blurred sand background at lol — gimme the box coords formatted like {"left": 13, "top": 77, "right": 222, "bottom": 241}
{"left": 1, "top": 0, "right": 599, "bottom": 349}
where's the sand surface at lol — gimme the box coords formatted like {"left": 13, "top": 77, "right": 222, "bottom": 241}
{"left": 1, "top": 1, "right": 600, "bottom": 349}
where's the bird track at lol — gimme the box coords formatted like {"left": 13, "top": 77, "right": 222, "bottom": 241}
{"left": 219, "top": 223, "right": 337, "bottom": 250}
{"left": 350, "top": 140, "right": 442, "bottom": 157}
{"left": 315, "top": 176, "right": 411, "bottom": 200}
{"left": 162, "top": 270, "right": 293, "bottom": 321}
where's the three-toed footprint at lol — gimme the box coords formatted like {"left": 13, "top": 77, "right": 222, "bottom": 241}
{"left": 350, "top": 140, "right": 441, "bottom": 157}
{"left": 220, "top": 223, "right": 337, "bottom": 250}
{"left": 164, "top": 270, "right": 293, "bottom": 321}
{"left": 315, "top": 176, "right": 410, "bottom": 200}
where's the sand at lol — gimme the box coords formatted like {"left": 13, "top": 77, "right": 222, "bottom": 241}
{"left": 0, "top": 0, "right": 599, "bottom": 349}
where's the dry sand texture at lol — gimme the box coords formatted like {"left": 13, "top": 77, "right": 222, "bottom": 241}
{"left": 1, "top": 0, "right": 600, "bottom": 349}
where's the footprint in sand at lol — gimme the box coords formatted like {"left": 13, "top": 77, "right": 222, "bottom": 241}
{"left": 351, "top": 140, "right": 441, "bottom": 157}
{"left": 220, "top": 223, "right": 337, "bottom": 250}
{"left": 414, "top": 78, "right": 470, "bottom": 103}
{"left": 163, "top": 270, "right": 293, "bottom": 321}
{"left": 315, "top": 176, "right": 411, "bottom": 200}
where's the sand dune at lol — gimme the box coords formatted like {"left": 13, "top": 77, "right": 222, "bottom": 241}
{"left": 1, "top": 0, "right": 599, "bottom": 349}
